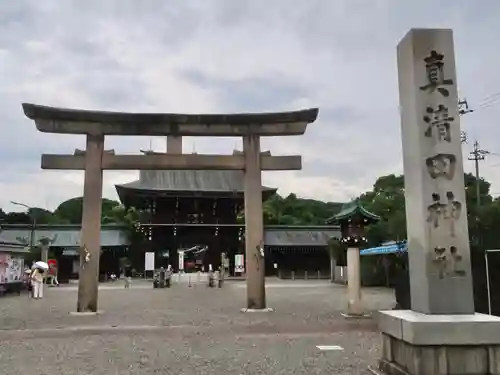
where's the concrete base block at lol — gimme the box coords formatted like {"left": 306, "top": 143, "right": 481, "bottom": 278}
{"left": 376, "top": 310, "right": 500, "bottom": 375}
{"left": 379, "top": 310, "right": 500, "bottom": 346}
{"left": 69, "top": 311, "right": 103, "bottom": 316}
{"left": 240, "top": 307, "right": 274, "bottom": 313}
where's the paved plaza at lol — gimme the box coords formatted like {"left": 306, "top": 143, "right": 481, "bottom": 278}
{"left": 0, "top": 279, "right": 394, "bottom": 374}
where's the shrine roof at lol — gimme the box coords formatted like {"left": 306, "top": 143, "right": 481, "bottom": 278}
{"left": 0, "top": 232, "right": 37, "bottom": 253}
{"left": 22, "top": 103, "right": 319, "bottom": 136}
{"left": 115, "top": 170, "right": 276, "bottom": 197}
{"left": 0, "top": 224, "right": 340, "bottom": 248}
{"left": 327, "top": 199, "right": 380, "bottom": 223}
{"left": 0, "top": 234, "right": 27, "bottom": 253}
{"left": 264, "top": 227, "right": 340, "bottom": 247}
{"left": 0, "top": 226, "right": 128, "bottom": 248}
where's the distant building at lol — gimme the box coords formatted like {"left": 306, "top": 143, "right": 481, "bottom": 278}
{"left": 1, "top": 159, "right": 341, "bottom": 279}
{"left": 115, "top": 165, "right": 339, "bottom": 277}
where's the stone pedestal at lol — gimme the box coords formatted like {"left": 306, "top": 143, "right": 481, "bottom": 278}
{"left": 345, "top": 247, "right": 364, "bottom": 316}
{"left": 377, "top": 310, "right": 500, "bottom": 375}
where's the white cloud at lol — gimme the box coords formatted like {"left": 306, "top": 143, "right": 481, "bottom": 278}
{"left": 1, "top": 0, "right": 500, "bottom": 213}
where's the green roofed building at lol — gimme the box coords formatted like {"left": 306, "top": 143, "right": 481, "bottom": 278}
{"left": 327, "top": 199, "right": 381, "bottom": 223}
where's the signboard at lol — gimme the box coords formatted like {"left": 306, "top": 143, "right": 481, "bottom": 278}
{"left": 144, "top": 252, "right": 155, "bottom": 271}
{"left": 0, "top": 252, "right": 24, "bottom": 284}
{"left": 178, "top": 251, "right": 185, "bottom": 271}
{"left": 360, "top": 243, "right": 407, "bottom": 256}
{"left": 235, "top": 254, "right": 244, "bottom": 273}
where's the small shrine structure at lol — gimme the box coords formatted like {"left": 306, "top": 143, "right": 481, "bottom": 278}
{"left": 329, "top": 199, "right": 379, "bottom": 316}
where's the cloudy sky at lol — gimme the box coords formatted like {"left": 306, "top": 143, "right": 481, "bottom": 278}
{"left": 1, "top": 0, "right": 500, "bottom": 212}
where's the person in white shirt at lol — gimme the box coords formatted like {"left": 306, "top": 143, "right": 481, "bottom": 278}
{"left": 30, "top": 268, "right": 45, "bottom": 299}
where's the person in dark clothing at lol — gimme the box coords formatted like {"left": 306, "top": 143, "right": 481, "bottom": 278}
{"left": 393, "top": 253, "right": 411, "bottom": 309}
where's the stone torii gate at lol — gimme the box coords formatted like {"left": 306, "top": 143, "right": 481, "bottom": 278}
{"left": 22, "top": 103, "right": 318, "bottom": 313}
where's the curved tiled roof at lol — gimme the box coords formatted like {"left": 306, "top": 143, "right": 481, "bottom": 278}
{"left": 264, "top": 228, "right": 340, "bottom": 247}
{"left": 0, "top": 225, "right": 340, "bottom": 248}
{"left": 116, "top": 170, "right": 276, "bottom": 194}
{"left": 0, "top": 227, "right": 128, "bottom": 248}
{"left": 327, "top": 200, "right": 380, "bottom": 223}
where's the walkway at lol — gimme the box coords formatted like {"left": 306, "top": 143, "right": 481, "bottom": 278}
{"left": 0, "top": 280, "right": 395, "bottom": 374}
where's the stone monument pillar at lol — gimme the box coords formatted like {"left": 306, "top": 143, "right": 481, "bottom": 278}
{"left": 399, "top": 29, "right": 474, "bottom": 314}
{"left": 242, "top": 134, "right": 266, "bottom": 310}
{"left": 77, "top": 134, "right": 104, "bottom": 313}
{"left": 375, "top": 28, "right": 500, "bottom": 375}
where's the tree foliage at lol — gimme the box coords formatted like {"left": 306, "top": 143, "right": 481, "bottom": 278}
{"left": 53, "top": 197, "right": 120, "bottom": 224}
{"left": 357, "top": 172, "right": 497, "bottom": 251}
{"left": 261, "top": 193, "right": 343, "bottom": 225}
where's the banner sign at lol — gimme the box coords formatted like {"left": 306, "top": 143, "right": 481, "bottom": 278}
{"left": 144, "top": 252, "right": 155, "bottom": 271}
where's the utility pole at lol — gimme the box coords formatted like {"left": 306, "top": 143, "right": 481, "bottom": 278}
{"left": 459, "top": 98, "right": 474, "bottom": 116}
{"left": 459, "top": 98, "right": 473, "bottom": 144}
{"left": 468, "top": 141, "right": 489, "bottom": 206}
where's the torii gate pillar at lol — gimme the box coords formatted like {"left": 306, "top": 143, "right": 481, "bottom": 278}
{"left": 78, "top": 134, "right": 104, "bottom": 312}
{"left": 243, "top": 135, "right": 266, "bottom": 309}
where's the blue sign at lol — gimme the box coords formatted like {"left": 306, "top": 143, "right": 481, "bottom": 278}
{"left": 360, "top": 242, "right": 407, "bottom": 256}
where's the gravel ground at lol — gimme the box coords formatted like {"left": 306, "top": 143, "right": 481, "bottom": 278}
{"left": 0, "top": 280, "right": 394, "bottom": 374}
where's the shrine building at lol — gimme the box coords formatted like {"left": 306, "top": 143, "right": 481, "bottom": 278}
{"left": 115, "top": 156, "right": 340, "bottom": 277}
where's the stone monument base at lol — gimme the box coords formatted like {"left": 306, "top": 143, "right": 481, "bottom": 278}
{"left": 340, "top": 311, "right": 371, "bottom": 319}
{"left": 69, "top": 310, "right": 104, "bottom": 316}
{"left": 240, "top": 307, "right": 274, "bottom": 313}
{"left": 375, "top": 310, "right": 500, "bottom": 375}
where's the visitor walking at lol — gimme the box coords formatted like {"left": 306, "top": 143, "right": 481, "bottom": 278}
{"left": 124, "top": 267, "right": 132, "bottom": 288}
{"left": 48, "top": 274, "right": 59, "bottom": 286}
{"left": 31, "top": 268, "right": 45, "bottom": 299}
{"left": 47, "top": 259, "right": 59, "bottom": 286}
{"left": 166, "top": 265, "right": 173, "bottom": 287}
{"left": 23, "top": 269, "right": 32, "bottom": 298}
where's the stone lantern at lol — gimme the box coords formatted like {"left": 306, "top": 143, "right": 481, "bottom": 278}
{"left": 331, "top": 200, "right": 380, "bottom": 317}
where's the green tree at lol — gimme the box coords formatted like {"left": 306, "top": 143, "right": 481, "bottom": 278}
{"left": 28, "top": 207, "right": 64, "bottom": 224}
{"left": 464, "top": 173, "right": 492, "bottom": 210}
{"left": 4, "top": 212, "right": 32, "bottom": 224}
{"left": 359, "top": 174, "right": 406, "bottom": 246}
{"left": 359, "top": 172, "right": 493, "bottom": 248}
{"left": 262, "top": 193, "right": 343, "bottom": 225}
{"left": 53, "top": 197, "right": 121, "bottom": 224}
